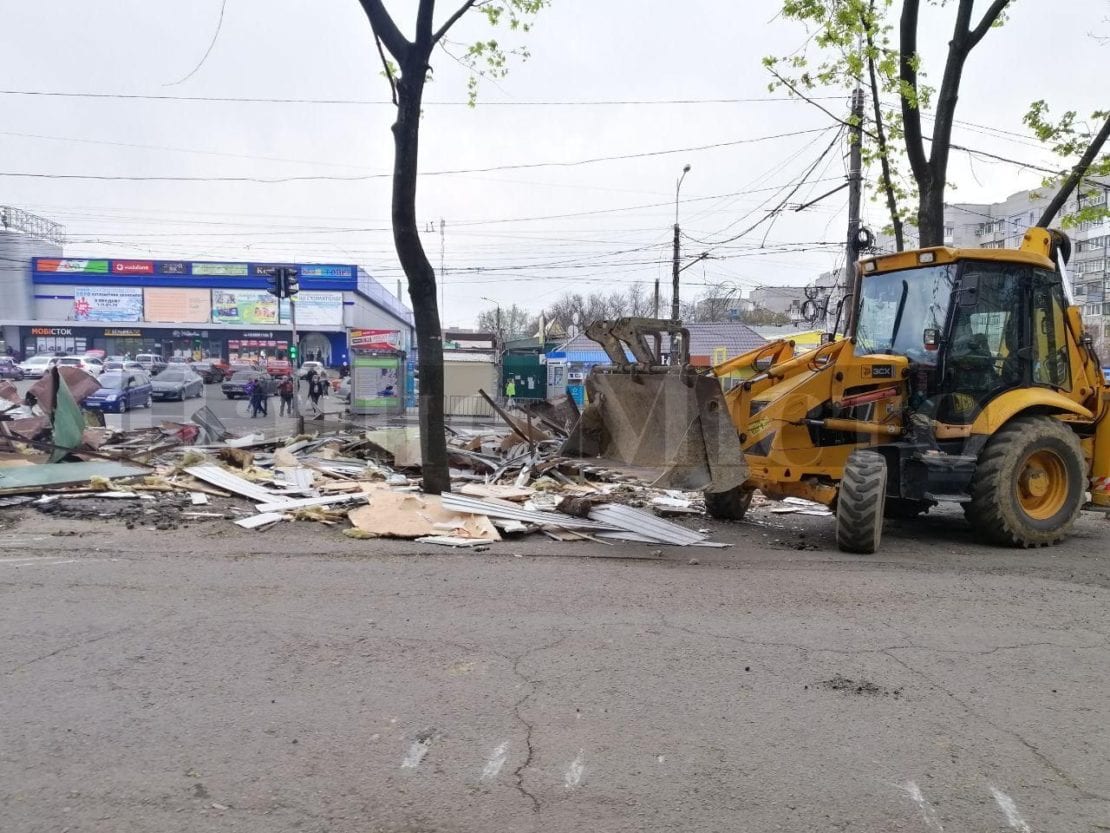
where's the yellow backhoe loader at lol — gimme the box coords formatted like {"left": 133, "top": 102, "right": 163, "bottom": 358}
{"left": 564, "top": 228, "right": 1110, "bottom": 553}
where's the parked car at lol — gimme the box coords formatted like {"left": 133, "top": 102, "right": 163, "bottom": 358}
{"left": 265, "top": 359, "right": 293, "bottom": 377}
{"left": 0, "top": 357, "right": 24, "bottom": 381}
{"left": 191, "top": 360, "right": 228, "bottom": 383}
{"left": 151, "top": 367, "right": 205, "bottom": 401}
{"left": 222, "top": 370, "right": 277, "bottom": 399}
{"left": 56, "top": 356, "right": 103, "bottom": 376}
{"left": 297, "top": 360, "right": 325, "bottom": 379}
{"left": 135, "top": 353, "right": 167, "bottom": 376}
{"left": 18, "top": 355, "right": 58, "bottom": 379}
{"left": 83, "top": 370, "right": 153, "bottom": 413}
{"left": 103, "top": 360, "right": 145, "bottom": 374}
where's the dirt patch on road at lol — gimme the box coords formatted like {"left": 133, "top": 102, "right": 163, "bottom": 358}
{"left": 816, "top": 674, "right": 903, "bottom": 697}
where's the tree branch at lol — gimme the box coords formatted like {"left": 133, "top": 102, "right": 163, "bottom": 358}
{"left": 1037, "top": 114, "right": 1110, "bottom": 227}
{"left": 898, "top": 0, "right": 930, "bottom": 186}
{"left": 433, "top": 0, "right": 478, "bottom": 46}
{"left": 415, "top": 0, "right": 437, "bottom": 49}
{"left": 357, "top": 0, "right": 410, "bottom": 59}
{"left": 375, "top": 33, "right": 399, "bottom": 106}
{"left": 864, "top": 1, "right": 904, "bottom": 250}
{"left": 968, "top": 0, "right": 1012, "bottom": 49}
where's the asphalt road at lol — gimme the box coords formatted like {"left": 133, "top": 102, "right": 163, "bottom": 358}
{"left": 2, "top": 497, "right": 1109, "bottom": 833}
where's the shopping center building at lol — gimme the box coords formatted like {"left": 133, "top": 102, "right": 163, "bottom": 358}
{"left": 0, "top": 211, "right": 413, "bottom": 366}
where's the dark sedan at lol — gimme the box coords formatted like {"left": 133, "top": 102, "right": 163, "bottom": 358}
{"left": 151, "top": 368, "right": 205, "bottom": 401}
{"left": 221, "top": 371, "right": 277, "bottom": 399}
{"left": 191, "top": 361, "right": 227, "bottom": 383}
{"left": 0, "top": 357, "right": 24, "bottom": 380}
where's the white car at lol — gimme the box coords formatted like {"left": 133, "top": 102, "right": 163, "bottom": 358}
{"left": 18, "top": 355, "right": 58, "bottom": 378}
{"left": 297, "top": 360, "right": 325, "bottom": 379}
{"left": 56, "top": 356, "right": 103, "bottom": 376}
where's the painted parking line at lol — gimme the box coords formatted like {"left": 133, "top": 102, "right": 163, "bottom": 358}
{"left": 481, "top": 741, "right": 509, "bottom": 781}
{"left": 990, "top": 786, "right": 1032, "bottom": 832}
{"left": 0, "top": 558, "right": 96, "bottom": 568}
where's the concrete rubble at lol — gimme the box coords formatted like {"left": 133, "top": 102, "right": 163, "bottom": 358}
{"left": 0, "top": 368, "right": 731, "bottom": 548}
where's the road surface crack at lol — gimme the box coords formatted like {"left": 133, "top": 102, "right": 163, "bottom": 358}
{"left": 881, "top": 649, "right": 1110, "bottom": 802}
{"left": 502, "top": 633, "right": 570, "bottom": 815}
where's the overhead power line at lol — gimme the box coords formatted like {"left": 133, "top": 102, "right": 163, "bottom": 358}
{"left": 0, "top": 127, "right": 831, "bottom": 184}
{"left": 0, "top": 89, "right": 847, "bottom": 106}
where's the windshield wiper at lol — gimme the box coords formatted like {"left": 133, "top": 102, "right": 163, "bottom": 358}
{"left": 888, "top": 280, "right": 910, "bottom": 353}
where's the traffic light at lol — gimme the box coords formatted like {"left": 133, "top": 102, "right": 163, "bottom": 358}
{"left": 288, "top": 343, "right": 298, "bottom": 364}
{"left": 282, "top": 267, "right": 299, "bottom": 297}
{"left": 265, "top": 268, "right": 282, "bottom": 298}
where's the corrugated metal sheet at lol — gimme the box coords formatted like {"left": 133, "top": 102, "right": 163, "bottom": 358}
{"left": 440, "top": 493, "right": 610, "bottom": 529}
{"left": 184, "top": 465, "right": 279, "bottom": 503}
{"left": 587, "top": 504, "right": 707, "bottom": 546}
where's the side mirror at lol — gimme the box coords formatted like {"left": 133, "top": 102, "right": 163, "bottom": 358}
{"left": 923, "top": 328, "right": 941, "bottom": 351}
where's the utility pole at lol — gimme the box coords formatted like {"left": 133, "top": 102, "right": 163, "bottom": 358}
{"left": 670, "top": 164, "right": 691, "bottom": 363}
{"left": 438, "top": 218, "right": 446, "bottom": 314}
{"left": 843, "top": 87, "right": 866, "bottom": 336}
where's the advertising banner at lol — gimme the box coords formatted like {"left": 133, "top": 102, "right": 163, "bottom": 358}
{"left": 71, "top": 286, "right": 143, "bottom": 322}
{"left": 350, "top": 328, "right": 401, "bottom": 350}
{"left": 144, "top": 288, "right": 211, "bottom": 322}
{"left": 111, "top": 260, "right": 154, "bottom": 275}
{"left": 37, "top": 259, "right": 109, "bottom": 274}
{"left": 350, "top": 355, "right": 403, "bottom": 415}
{"left": 211, "top": 289, "right": 278, "bottom": 326}
{"left": 279, "top": 291, "right": 343, "bottom": 328}
{"left": 193, "top": 262, "right": 249, "bottom": 277}
{"left": 299, "top": 265, "right": 353, "bottom": 279}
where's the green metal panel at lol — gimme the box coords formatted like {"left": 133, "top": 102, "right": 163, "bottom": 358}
{"left": 502, "top": 354, "right": 545, "bottom": 400}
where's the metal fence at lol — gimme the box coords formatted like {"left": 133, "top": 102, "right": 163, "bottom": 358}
{"left": 444, "top": 394, "right": 494, "bottom": 418}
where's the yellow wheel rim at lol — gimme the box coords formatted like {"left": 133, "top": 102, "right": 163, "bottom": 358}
{"left": 1016, "top": 449, "right": 1069, "bottom": 521}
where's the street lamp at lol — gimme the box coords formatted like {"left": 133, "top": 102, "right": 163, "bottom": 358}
{"left": 670, "top": 163, "right": 692, "bottom": 363}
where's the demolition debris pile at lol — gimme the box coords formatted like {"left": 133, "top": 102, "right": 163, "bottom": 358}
{"left": 0, "top": 373, "right": 760, "bottom": 548}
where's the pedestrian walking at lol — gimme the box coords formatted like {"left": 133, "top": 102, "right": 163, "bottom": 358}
{"left": 245, "top": 379, "right": 261, "bottom": 418}
{"left": 504, "top": 376, "right": 517, "bottom": 407}
{"left": 279, "top": 375, "right": 295, "bottom": 416}
{"left": 308, "top": 376, "right": 323, "bottom": 413}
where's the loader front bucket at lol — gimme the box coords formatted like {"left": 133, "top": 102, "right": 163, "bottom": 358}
{"left": 562, "top": 367, "right": 748, "bottom": 493}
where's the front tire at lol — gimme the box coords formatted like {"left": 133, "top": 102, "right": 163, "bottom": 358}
{"left": 704, "top": 486, "right": 754, "bottom": 520}
{"left": 965, "top": 416, "right": 1085, "bottom": 547}
{"left": 836, "top": 450, "right": 888, "bottom": 554}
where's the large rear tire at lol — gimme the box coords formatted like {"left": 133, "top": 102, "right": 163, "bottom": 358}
{"left": 965, "top": 416, "right": 1084, "bottom": 547}
{"left": 836, "top": 450, "right": 888, "bottom": 554}
{"left": 704, "top": 486, "right": 754, "bottom": 521}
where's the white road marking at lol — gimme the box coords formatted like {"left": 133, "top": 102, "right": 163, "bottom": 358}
{"left": 0, "top": 558, "right": 86, "bottom": 567}
{"left": 564, "top": 749, "right": 585, "bottom": 789}
{"left": 481, "top": 741, "right": 509, "bottom": 781}
{"left": 990, "top": 787, "right": 1031, "bottom": 832}
{"left": 401, "top": 737, "right": 432, "bottom": 769}
{"left": 900, "top": 781, "right": 943, "bottom": 831}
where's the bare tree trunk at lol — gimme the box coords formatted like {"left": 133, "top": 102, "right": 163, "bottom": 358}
{"left": 900, "top": 0, "right": 1011, "bottom": 247}
{"left": 1037, "top": 114, "right": 1110, "bottom": 227}
{"left": 392, "top": 52, "right": 451, "bottom": 494}
{"left": 916, "top": 183, "right": 947, "bottom": 248}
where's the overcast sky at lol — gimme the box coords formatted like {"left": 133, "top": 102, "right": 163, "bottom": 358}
{"left": 1, "top": 0, "right": 1106, "bottom": 327}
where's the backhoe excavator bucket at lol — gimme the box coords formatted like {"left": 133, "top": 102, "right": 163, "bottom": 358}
{"left": 561, "top": 318, "right": 748, "bottom": 492}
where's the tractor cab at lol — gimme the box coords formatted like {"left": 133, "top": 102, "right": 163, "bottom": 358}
{"left": 856, "top": 232, "right": 1078, "bottom": 427}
